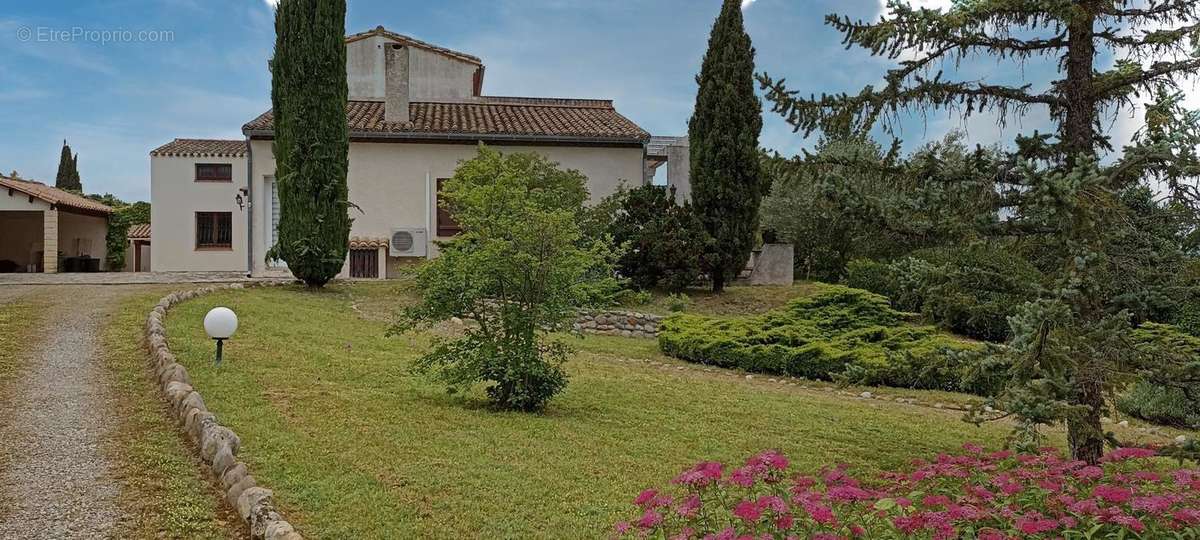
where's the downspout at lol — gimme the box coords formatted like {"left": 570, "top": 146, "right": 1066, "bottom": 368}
{"left": 424, "top": 171, "right": 431, "bottom": 259}
{"left": 245, "top": 137, "right": 254, "bottom": 277}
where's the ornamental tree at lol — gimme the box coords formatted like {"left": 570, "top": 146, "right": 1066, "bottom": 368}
{"left": 390, "top": 147, "right": 615, "bottom": 411}
{"left": 689, "top": 0, "right": 766, "bottom": 293}
{"left": 267, "top": 0, "right": 353, "bottom": 287}
{"left": 759, "top": 0, "right": 1200, "bottom": 463}
{"left": 55, "top": 140, "right": 81, "bottom": 192}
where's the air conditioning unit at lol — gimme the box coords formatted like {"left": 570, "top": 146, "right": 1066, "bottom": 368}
{"left": 389, "top": 227, "right": 428, "bottom": 257}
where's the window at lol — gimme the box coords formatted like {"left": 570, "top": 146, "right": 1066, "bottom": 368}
{"left": 436, "top": 178, "right": 462, "bottom": 236}
{"left": 195, "top": 163, "right": 233, "bottom": 182}
{"left": 196, "top": 212, "right": 233, "bottom": 249}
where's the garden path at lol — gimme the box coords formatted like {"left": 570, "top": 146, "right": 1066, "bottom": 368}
{"left": 0, "top": 285, "right": 136, "bottom": 539}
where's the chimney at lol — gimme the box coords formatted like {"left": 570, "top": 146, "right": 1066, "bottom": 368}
{"left": 384, "top": 44, "right": 410, "bottom": 124}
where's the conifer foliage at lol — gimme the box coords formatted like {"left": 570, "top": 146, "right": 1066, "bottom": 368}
{"left": 267, "top": 0, "right": 352, "bottom": 287}
{"left": 55, "top": 140, "right": 81, "bottom": 192}
{"left": 759, "top": 0, "right": 1200, "bottom": 463}
{"left": 688, "top": 0, "right": 765, "bottom": 293}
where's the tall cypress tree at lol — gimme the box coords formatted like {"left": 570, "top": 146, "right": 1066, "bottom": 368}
{"left": 688, "top": 0, "right": 765, "bottom": 293}
{"left": 268, "top": 0, "right": 352, "bottom": 287}
{"left": 55, "top": 140, "right": 82, "bottom": 192}
{"left": 760, "top": 0, "right": 1200, "bottom": 463}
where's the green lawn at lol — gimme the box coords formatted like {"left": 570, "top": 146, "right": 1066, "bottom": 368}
{"left": 617, "top": 282, "right": 826, "bottom": 316}
{"left": 163, "top": 283, "right": 1029, "bottom": 539}
{"left": 0, "top": 296, "right": 41, "bottom": 390}
{"left": 101, "top": 290, "right": 243, "bottom": 539}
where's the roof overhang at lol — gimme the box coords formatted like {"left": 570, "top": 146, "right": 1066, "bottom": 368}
{"left": 244, "top": 129, "right": 647, "bottom": 148}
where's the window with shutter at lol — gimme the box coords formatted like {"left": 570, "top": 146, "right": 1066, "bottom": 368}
{"left": 195, "top": 163, "right": 233, "bottom": 182}
{"left": 436, "top": 178, "right": 462, "bottom": 237}
{"left": 195, "top": 212, "right": 233, "bottom": 249}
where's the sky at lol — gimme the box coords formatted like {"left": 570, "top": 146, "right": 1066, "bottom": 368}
{"left": 0, "top": 0, "right": 1195, "bottom": 201}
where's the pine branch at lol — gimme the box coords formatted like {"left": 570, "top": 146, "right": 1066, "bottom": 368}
{"left": 1099, "top": 0, "right": 1199, "bottom": 19}
{"left": 1096, "top": 58, "right": 1200, "bottom": 99}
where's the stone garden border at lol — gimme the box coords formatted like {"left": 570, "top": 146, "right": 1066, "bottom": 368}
{"left": 144, "top": 281, "right": 301, "bottom": 540}
{"left": 573, "top": 310, "right": 663, "bottom": 338}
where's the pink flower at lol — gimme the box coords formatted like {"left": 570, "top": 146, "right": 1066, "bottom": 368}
{"left": 803, "top": 502, "right": 837, "bottom": 526}
{"left": 613, "top": 521, "right": 631, "bottom": 535}
{"left": 728, "top": 467, "right": 755, "bottom": 488}
{"left": 1173, "top": 507, "right": 1200, "bottom": 524}
{"left": 1101, "top": 447, "right": 1156, "bottom": 462}
{"left": 749, "top": 450, "right": 789, "bottom": 471}
{"left": 849, "top": 524, "right": 866, "bottom": 537}
{"left": 963, "top": 442, "right": 984, "bottom": 454}
{"left": 1131, "top": 495, "right": 1173, "bottom": 514}
{"left": 674, "top": 462, "right": 724, "bottom": 487}
{"left": 1015, "top": 512, "right": 1059, "bottom": 534}
{"left": 636, "top": 509, "right": 663, "bottom": 529}
{"left": 774, "top": 513, "right": 794, "bottom": 530}
{"left": 669, "top": 528, "right": 695, "bottom": 540}
{"left": 677, "top": 494, "right": 701, "bottom": 518}
{"left": 1073, "top": 466, "right": 1103, "bottom": 481}
{"left": 1093, "top": 484, "right": 1133, "bottom": 504}
{"left": 635, "top": 489, "right": 658, "bottom": 507}
{"left": 732, "top": 500, "right": 762, "bottom": 522}
{"left": 757, "top": 495, "right": 787, "bottom": 513}
{"left": 828, "top": 485, "right": 873, "bottom": 502}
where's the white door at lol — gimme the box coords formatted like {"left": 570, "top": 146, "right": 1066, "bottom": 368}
{"left": 265, "top": 176, "right": 286, "bottom": 268}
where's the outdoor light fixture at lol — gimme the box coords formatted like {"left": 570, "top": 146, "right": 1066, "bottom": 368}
{"left": 235, "top": 189, "right": 246, "bottom": 210}
{"left": 203, "top": 307, "right": 239, "bottom": 366}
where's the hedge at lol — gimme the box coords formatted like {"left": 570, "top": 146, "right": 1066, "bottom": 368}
{"left": 657, "top": 285, "right": 996, "bottom": 394}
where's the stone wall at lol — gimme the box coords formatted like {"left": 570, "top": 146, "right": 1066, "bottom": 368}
{"left": 573, "top": 310, "right": 663, "bottom": 338}
{"left": 144, "top": 282, "right": 301, "bottom": 540}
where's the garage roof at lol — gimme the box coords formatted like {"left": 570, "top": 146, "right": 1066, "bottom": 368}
{"left": 0, "top": 175, "right": 113, "bottom": 215}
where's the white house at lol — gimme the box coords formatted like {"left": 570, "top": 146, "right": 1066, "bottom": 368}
{"left": 150, "top": 26, "right": 664, "bottom": 279}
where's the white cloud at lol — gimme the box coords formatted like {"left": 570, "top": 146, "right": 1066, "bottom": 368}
{"left": 263, "top": 0, "right": 278, "bottom": 7}
{"left": 741, "top": 0, "right": 757, "bottom": 9}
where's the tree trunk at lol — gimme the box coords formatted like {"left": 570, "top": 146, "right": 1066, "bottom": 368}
{"left": 1062, "top": 3, "right": 1106, "bottom": 465}
{"left": 1069, "top": 356, "right": 1106, "bottom": 464}
{"left": 712, "top": 273, "right": 726, "bottom": 293}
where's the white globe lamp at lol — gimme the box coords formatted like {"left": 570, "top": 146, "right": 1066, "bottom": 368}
{"left": 204, "top": 307, "right": 239, "bottom": 366}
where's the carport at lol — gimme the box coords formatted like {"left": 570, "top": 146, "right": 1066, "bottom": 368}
{"left": 0, "top": 174, "right": 112, "bottom": 273}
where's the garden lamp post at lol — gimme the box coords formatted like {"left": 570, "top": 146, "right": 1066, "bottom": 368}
{"left": 203, "top": 307, "right": 238, "bottom": 366}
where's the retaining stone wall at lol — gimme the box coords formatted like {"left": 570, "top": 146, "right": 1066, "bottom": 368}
{"left": 573, "top": 310, "right": 663, "bottom": 338}
{"left": 144, "top": 282, "right": 301, "bottom": 540}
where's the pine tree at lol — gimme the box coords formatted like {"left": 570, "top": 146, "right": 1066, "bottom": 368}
{"left": 267, "top": 0, "right": 352, "bottom": 287}
{"left": 55, "top": 140, "right": 82, "bottom": 192}
{"left": 688, "top": 0, "right": 765, "bottom": 293}
{"left": 760, "top": 0, "right": 1200, "bottom": 463}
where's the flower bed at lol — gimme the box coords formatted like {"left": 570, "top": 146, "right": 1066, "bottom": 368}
{"left": 656, "top": 285, "right": 997, "bottom": 394}
{"left": 615, "top": 445, "right": 1200, "bottom": 539}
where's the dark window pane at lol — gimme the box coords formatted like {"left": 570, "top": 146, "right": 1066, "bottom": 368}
{"left": 196, "top": 163, "right": 233, "bottom": 182}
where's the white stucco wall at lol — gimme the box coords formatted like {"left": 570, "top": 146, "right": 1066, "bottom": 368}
{"left": 150, "top": 155, "right": 248, "bottom": 272}
{"left": 58, "top": 211, "right": 108, "bottom": 268}
{"left": 0, "top": 211, "right": 43, "bottom": 269}
{"left": 346, "top": 34, "right": 477, "bottom": 101}
{"left": 247, "top": 140, "right": 644, "bottom": 276}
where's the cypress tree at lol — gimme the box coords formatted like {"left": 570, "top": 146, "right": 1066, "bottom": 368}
{"left": 688, "top": 0, "right": 765, "bottom": 293}
{"left": 55, "top": 140, "right": 82, "bottom": 192}
{"left": 268, "top": 0, "right": 352, "bottom": 287}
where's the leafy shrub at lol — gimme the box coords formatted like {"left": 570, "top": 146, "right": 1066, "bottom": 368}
{"left": 611, "top": 185, "right": 712, "bottom": 293}
{"left": 1117, "top": 323, "right": 1200, "bottom": 428}
{"left": 657, "top": 285, "right": 992, "bottom": 394}
{"left": 666, "top": 292, "right": 693, "bottom": 313}
{"left": 614, "top": 445, "right": 1200, "bottom": 539}
{"left": 615, "top": 289, "right": 653, "bottom": 308}
{"left": 391, "top": 147, "right": 613, "bottom": 411}
{"left": 845, "top": 247, "right": 1042, "bottom": 342}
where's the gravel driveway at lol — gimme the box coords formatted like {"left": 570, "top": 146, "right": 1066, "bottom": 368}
{"left": 0, "top": 285, "right": 139, "bottom": 539}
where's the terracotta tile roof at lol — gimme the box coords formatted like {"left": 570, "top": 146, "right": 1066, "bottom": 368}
{"left": 345, "top": 26, "right": 482, "bottom": 66}
{"left": 150, "top": 139, "right": 246, "bottom": 158}
{"left": 349, "top": 236, "right": 389, "bottom": 250}
{"left": 127, "top": 223, "right": 151, "bottom": 240}
{"left": 244, "top": 98, "right": 649, "bottom": 144}
{"left": 0, "top": 175, "right": 113, "bottom": 215}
